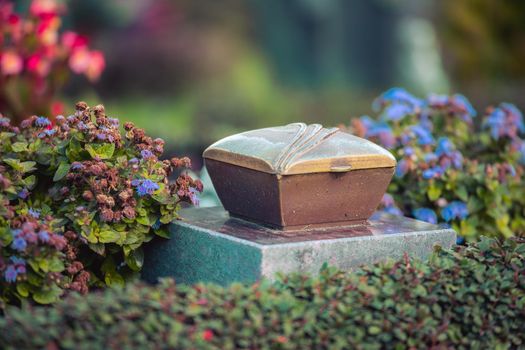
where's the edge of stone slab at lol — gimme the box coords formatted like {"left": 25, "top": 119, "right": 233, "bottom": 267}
{"left": 171, "top": 220, "right": 456, "bottom": 250}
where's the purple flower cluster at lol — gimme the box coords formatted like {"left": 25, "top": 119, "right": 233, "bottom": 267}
{"left": 483, "top": 103, "right": 524, "bottom": 140}
{"left": 427, "top": 93, "right": 476, "bottom": 123}
{"left": 140, "top": 149, "right": 155, "bottom": 160}
{"left": 34, "top": 116, "right": 51, "bottom": 127}
{"left": 441, "top": 201, "right": 468, "bottom": 222}
{"left": 132, "top": 178, "right": 160, "bottom": 197}
{"left": 359, "top": 117, "right": 396, "bottom": 149}
{"left": 4, "top": 257, "right": 26, "bottom": 283}
{"left": 409, "top": 125, "right": 434, "bottom": 146}
{"left": 11, "top": 229, "right": 27, "bottom": 252}
{"left": 373, "top": 88, "right": 423, "bottom": 120}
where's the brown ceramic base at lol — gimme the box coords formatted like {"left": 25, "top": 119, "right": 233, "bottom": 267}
{"left": 205, "top": 159, "right": 394, "bottom": 230}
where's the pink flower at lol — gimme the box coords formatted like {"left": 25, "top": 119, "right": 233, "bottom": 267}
{"left": 69, "top": 48, "right": 105, "bottom": 81}
{"left": 36, "top": 16, "right": 60, "bottom": 45}
{"left": 51, "top": 101, "right": 64, "bottom": 116}
{"left": 27, "top": 54, "right": 51, "bottom": 77}
{"left": 69, "top": 48, "right": 91, "bottom": 74}
{"left": 202, "top": 330, "right": 214, "bottom": 341}
{"left": 30, "top": 0, "right": 61, "bottom": 18}
{"left": 85, "top": 51, "right": 105, "bottom": 81}
{"left": 1, "top": 50, "right": 23, "bottom": 75}
{"left": 62, "top": 31, "right": 88, "bottom": 51}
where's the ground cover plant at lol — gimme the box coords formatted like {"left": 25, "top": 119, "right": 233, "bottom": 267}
{"left": 0, "top": 237, "right": 524, "bottom": 349}
{"left": 0, "top": 102, "right": 202, "bottom": 306}
{"left": 351, "top": 88, "right": 525, "bottom": 241}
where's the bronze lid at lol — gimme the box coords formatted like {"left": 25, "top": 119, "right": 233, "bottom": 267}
{"left": 203, "top": 123, "right": 396, "bottom": 175}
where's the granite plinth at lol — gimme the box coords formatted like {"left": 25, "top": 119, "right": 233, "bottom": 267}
{"left": 142, "top": 207, "right": 456, "bottom": 285}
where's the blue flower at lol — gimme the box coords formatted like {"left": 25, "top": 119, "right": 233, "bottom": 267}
{"left": 435, "top": 137, "right": 454, "bottom": 157}
{"left": 501, "top": 102, "right": 524, "bottom": 133}
{"left": 129, "top": 158, "right": 139, "bottom": 164}
{"left": 427, "top": 93, "right": 449, "bottom": 106}
{"left": 400, "top": 148, "right": 413, "bottom": 157}
{"left": 413, "top": 208, "right": 437, "bottom": 224}
{"left": 373, "top": 88, "right": 423, "bottom": 112}
{"left": 12, "top": 237, "right": 27, "bottom": 251}
{"left": 411, "top": 125, "right": 434, "bottom": 146}
{"left": 422, "top": 166, "right": 443, "bottom": 179}
{"left": 28, "top": 208, "right": 40, "bottom": 218}
{"left": 483, "top": 108, "right": 505, "bottom": 140}
{"left": 518, "top": 142, "right": 525, "bottom": 165}
{"left": 10, "top": 256, "right": 26, "bottom": 265}
{"left": 18, "top": 188, "right": 29, "bottom": 199}
{"left": 133, "top": 179, "right": 160, "bottom": 197}
{"left": 11, "top": 237, "right": 27, "bottom": 252}
{"left": 77, "top": 121, "right": 87, "bottom": 131}
{"left": 35, "top": 116, "right": 51, "bottom": 127}
{"left": 395, "top": 159, "right": 409, "bottom": 177}
{"left": 452, "top": 94, "right": 476, "bottom": 118}
{"left": 381, "top": 193, "right": 396, "bottom": 207}
{"left": 384, "top": 206, "right": 403, "bottom": 216}
{"left": 450, "top": 151, "right": 464, "bottom": 169}
{"left": 189, "top": 187, "right": 200, "bottom": 206}
{"left": 11, "top": 229, "right": 22, "bottom": 237}
{"left": 38, "top": 230, "right": 50, "bottom": 242}
{"left": 424, "top": 152, "right": 438, "bottom": 163}
{"left": 71, "top": 162, "right": 84, "bottom": 171}
{"left": 441, "top": 201, "right": 468, "bottom": 222}
{"left": 96, "top": 133, "right": 107, "bottom": 140}
{"left": 152, "top": 219, "right": 161, "bottom": 230}
{"left": 366, "top": 122, "right": 396, "bottom": 148}
{"left": 140, "top": 149, "right": 154, "bottom": 159}
{"left": 382, "top": 104, "right": 413, "bottom": 121}
{"left": 4, "top": 265, "right": 18, "bottom": 283}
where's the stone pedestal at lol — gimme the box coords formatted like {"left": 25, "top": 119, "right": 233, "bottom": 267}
{"left": 142, "top": 207, "right": 456, "bottom": 285}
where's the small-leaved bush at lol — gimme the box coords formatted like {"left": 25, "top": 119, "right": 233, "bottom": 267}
{"left": 0, "top": 237, "right": 524, "bottom": 349}
{"left": 0, "top": 102, "right": 202, "bottom": 306}
{"left": 350, "top": 88, "right": 525, "bottom": 241}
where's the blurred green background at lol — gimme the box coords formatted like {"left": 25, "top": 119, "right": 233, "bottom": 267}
{"left": 23, "top": 0, "right": 525, "bottom": 165}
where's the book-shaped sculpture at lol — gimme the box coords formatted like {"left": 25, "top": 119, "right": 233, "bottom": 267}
{"left": 203, "top": 123, "right": 396, "bottom": 230}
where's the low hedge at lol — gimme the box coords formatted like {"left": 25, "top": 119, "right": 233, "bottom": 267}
{"left": 1, "top": 237, "right": 524, "bottom": 349}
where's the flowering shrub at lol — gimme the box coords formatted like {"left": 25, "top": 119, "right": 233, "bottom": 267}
{"left": 349, "top": 88, "right": 525, "bottom": 241}
{"left": 0, "top": 0, "right": 105, "bottom": 124}
{"left": 0, "top": 102, "right": 202, "bottom": 306}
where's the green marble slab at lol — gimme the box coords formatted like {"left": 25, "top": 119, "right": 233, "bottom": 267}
{"left": 142, "top": 207, "right": 456, "bottom": 285}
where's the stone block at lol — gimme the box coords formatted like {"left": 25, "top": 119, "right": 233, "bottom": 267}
{"left": 142, "top": 207, "right": 456, "bottom": 285}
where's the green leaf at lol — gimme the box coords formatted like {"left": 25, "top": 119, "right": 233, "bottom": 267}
{"left": 53, "top": 162, "right": 71, "bottom": 181}
{"left": 154, "top": 228, "right": 170, "bottom": 239}
{"left": 11, "top": 141, "right": 28, "bottom": 152}
{"left": 125, "top": 248, "right": 144, "bottom": 271}
{"left": 136, "top": 215, "right": 150, "bottom": 226}
{"left": 85, "top": 143, "right": 115, "bottom": 160}
{"left": 20, "top": 161, "right": 37, "bottom": 173}
{"left": 99, "top": 229, "right": 124, "bottom": 244}
{"left": 16, "top": 283, "right": 30, "bottom": 297}
{"left": 456, "top": 186, "right": 469, "bottom": 202}
{"left": 33, "top": 286, "right": 62, "bottom": 304}
{"left": 427, "top": 184, "right": 442, "bottom": 201}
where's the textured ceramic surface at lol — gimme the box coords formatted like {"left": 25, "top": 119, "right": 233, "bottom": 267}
{"left": 203, "top": 123, "right": 396, "bottom": 175}
{"left": 142, "top": 207, "right": 457, "bottom": 285}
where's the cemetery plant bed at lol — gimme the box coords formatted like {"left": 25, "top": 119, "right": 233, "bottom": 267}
{"left": 1, "top": 237, "right": 524, "bottom": 349}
